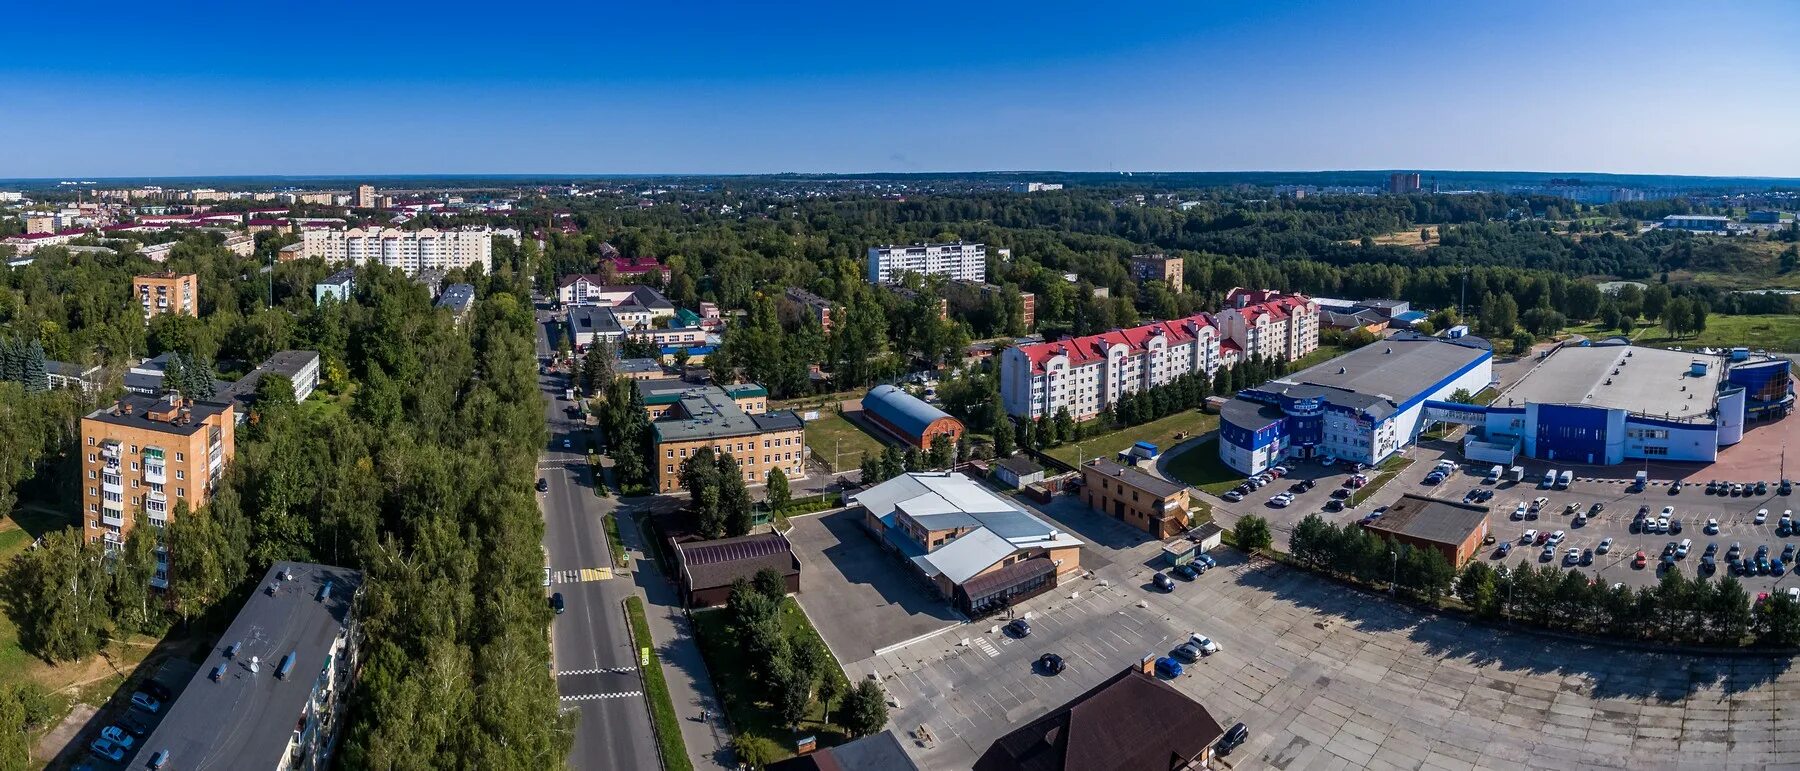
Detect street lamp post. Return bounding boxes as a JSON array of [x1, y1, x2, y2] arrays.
[[1389, 550, 1398, 596]]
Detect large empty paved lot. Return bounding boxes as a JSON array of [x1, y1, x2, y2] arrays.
[[855, 546, 1800, 770]]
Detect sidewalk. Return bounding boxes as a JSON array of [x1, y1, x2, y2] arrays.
[[618, 506, 737, 769]]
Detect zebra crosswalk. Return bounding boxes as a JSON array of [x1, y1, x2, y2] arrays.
[[560, 690, 644, 702], [558, 666, 638, 677], [973, 636, 1000, 658], [550, 567, 615, 584]]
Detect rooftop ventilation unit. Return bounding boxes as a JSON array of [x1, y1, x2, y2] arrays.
[[318, 581, 333, 602], [210, 664, 225, 682], [276, 651, 296, 680], [225, 641, 241, 658]]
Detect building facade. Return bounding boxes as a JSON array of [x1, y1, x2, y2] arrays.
[[784, 287, 836, 333], [1388, 172, 1422, 194], [1079, 458, 1193, 539], [81, 395, 235, 584], [866, 242, 986, 285], [1361, 494, 1490, 568], [355, 184, 376, 208], [650, 384, 806, 493], [1001, 313, 1220, 420], [134, 272, 199, 319], [1129, 253, 1184, 293], [1216, 288, 1320, 363], [299, 227, 516, 275], [1219, 333, 1493, 474], [314, 269, 354, 306]]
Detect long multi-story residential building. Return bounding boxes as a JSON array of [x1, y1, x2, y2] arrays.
[[136, 561, 363, 771], [648, 383, 806, 493], [784, 287, 836, 332], [1001, 313, 1221, 420], [134, 272, 199, 319], [81, 394, 235, 584], [866, 241, 986, 285], [298, 227, 519, 275], [1216, 288, 1319, 364]]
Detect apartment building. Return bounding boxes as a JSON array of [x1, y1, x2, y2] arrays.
[[650, 384, 805, 493], [24, 214, 55, 234], [223, 232, 255, 257], [1388, 172, 1422, 194], [784, 287, 836, 332], [299, 227, 518, 275], [315, 269, 354, 305], [134, 272, 199, 319], [81, 394, 235, 582], [1079, 458, 1192, 538], [866, 242, 986, 285], [137, 561, 363, 771], [1216, 288, 1320, 363], [1129, 253, 1184, 293], [1001, 313, 1221, 420], [956, 281, 1036, 330], [356, 184, 376, 208]]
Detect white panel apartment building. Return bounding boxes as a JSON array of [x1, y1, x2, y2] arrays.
[[1001, 314, 1220, 420], [300, 227, 520, 275], [866, 242, 986, 284], [1215, 288, 1320, 363]]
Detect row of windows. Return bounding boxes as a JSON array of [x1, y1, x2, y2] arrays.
[[664, 435, 801, 459], [88, 489, 185, 504], [90, 469, 184, 481], [85, 439, 187, 463], [1627, 428, 1671, 440]]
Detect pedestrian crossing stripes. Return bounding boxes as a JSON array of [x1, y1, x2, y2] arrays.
[[557, 666, 638, 677], [560, 691, 644, 702], [973, 637, 1000, 658], [551, 567, 614, 584]]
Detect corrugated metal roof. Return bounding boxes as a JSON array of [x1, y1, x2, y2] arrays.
[[862, 384, 955, 440]]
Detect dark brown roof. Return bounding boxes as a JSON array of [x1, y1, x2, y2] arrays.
[[675, 532, 800, 591], [1364, 494, 1489, 546], [974, 667, 1224, 771]]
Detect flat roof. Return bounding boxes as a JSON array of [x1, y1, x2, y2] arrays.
[[136, 562, 362, 769], [85, 393, 230, 437], [1281, 332, 1490, 401], [649, 383, 798, 443], [1364, 494, 1488, 546], [617, 357, 665, 374], [1499, 344, 1723, 418]]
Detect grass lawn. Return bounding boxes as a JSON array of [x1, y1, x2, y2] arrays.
[[0, 505, 74, 688], [626, 597, 693, 771], [1634, 314, 1800, 353], [1351, 456, 1413, 507], [802, 411, 889, 472], [1163, 438, 1243, 495], [692, 599, 853, 763], [1044, 410, 1218, 468]]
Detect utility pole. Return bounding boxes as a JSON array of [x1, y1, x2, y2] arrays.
[[1389, 550, 1398, 596]]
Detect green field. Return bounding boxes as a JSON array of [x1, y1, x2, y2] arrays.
[[693, 599, 852, 763], [802, 411, 890, 471], [1634, 314, 1800, 353], [1163, 438, 1243, 495], [1044, 410, 1218, 467]]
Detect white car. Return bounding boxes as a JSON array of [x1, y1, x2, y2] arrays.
[[1547, 530, 1566, 545], [1756, 509, 1769, 524], [1521, 529, 1539, 544], [1706, 518, 1720, 535], [1530, 497, 1550, 512], [1597, 537, 1613, 554], [1512, 503, 1529, 520], [1268, 493, 1294, 508], [1789, 587, 1800, 602], [1189, 634, 1220, 654], [1660, 506, 1675, 518], [1656, 517, 1670, 534], [1563, 547, 1581, 565]]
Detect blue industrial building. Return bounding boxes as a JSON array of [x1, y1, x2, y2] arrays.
[[1219, 332, 1495, 474], [1433, 340, 1793, 465]]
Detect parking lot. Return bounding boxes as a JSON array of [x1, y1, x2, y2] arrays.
[[854, 528, 1800, 770], [785, 508, 963, 661]]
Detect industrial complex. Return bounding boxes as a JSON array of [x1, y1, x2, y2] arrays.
[[1219, 332, 1495, 474]]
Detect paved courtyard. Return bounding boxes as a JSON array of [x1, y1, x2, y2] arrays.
[[852, 539, 1800, 770], [786, 508, 961, 661]]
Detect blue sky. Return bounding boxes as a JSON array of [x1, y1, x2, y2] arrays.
[[5, 0, 1797, 177]]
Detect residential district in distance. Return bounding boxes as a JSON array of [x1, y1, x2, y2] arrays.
[[3, 174, 1800, 771]]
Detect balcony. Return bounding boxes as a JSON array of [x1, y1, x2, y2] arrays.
[[101, 510, 124, 528], [100, 443, 122, 461]]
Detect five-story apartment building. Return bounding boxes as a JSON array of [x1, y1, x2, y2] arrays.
[[81, 394, 235, 586]]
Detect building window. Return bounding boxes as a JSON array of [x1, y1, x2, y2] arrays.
[[131, 445, 138, 453], [175, 452, 184, 461], [176, 471, 184, 480], [176, 488, 184, 498], [131, 462, 139, 471]]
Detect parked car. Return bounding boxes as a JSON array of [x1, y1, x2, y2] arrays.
[[1520, 529, 1538, 544], [549, 592, 565, 614], [1331, 488, 1351, 499], [1597, 538, 1613, 554], [1268, 493, 1294, 508], [1563, 547, 1581, 565], [1706, 480, 1719, 495], [1154, 656, 1184, 678], [1633, 551, 1648, 569], [1705, 518, 1719, 535], [1172, 642, 1203, 661], [1782, 479, 1793, 496], [1195, 554, 1218, 569], [1757, 509, 1769, 524], [1218, 722, 1250, 754], [1222, 491, 1244, 502], [130, 692, 161, 714], [1670, 519, 1683, 535], [116, 716, 150, 739], [99, 726, 135, 750], [1758, 481, 1770, 495], [89, 739, 126, 763], [1172, 563, 1200, 580], [535, 477, 549, 492], [1323, 499, 1345, 512], [1189, 633, 1220, 654], [1494, 542, 1512, 558], [1153, 573, 1176, 592], [1511, 503, 1528, 521], [1036, 653, 1066, 675], [1579, 548, 1594, 566]]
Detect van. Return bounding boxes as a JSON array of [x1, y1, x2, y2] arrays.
[[1556, 470, 1574, 490], [1485, 465, 1503, 484], [1633, 470, 1648, 491], [1541, 470, 1556, 489], [1509, 465, 1526, 483], [1677, 538, 1692, 557]]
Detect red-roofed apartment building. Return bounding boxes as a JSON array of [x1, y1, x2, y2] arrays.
[[1001, 313, 1221, 420], [1216, 287, 1320, 364]]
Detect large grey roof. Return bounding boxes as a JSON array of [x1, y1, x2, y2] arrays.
[[567, 305, 622, 335], [852, 472, 1080, 585], [650, 383, 800, 443], [1364, 494, 1488, 546], [136, 561, 362, 770], [1498, 343, 1723, 419], [1280, 332, 1490, 401], [862, 384, 956, 440]]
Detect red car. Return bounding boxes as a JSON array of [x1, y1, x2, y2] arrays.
[[1633, 551, 1648, 569]]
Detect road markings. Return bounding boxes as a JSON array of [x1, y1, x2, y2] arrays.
[[560, 690, 645, 702], [558, 666, 638, 676], [973, 636, 1000, 658], [551, 567, 615, 584]]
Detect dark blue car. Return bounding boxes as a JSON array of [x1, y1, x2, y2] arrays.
[[1154, 656, 1184, 678]]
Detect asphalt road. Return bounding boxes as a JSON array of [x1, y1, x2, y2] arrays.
[[535, 307, 660, 771]]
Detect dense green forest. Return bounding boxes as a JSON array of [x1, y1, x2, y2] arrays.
[[0, 234, 568, 768]]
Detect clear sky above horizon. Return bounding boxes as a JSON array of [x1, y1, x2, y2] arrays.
[[6, 0, 1798, 179]]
